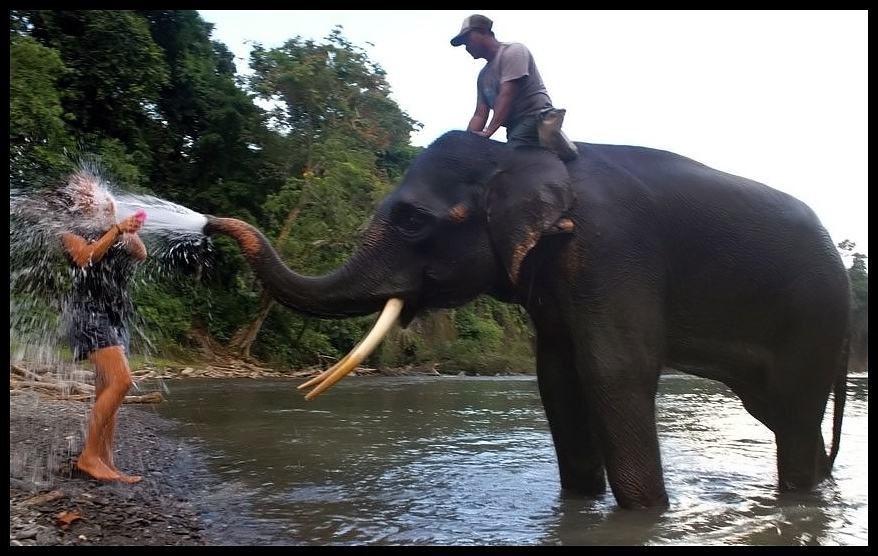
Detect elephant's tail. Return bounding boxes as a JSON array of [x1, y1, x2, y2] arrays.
[[828, 334, 850, 468]]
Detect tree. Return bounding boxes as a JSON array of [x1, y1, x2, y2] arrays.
[[838, 240, 868, 371], [9, 33, 75, 188], [228, 27, 421, 361], [14, 10, 171, 185]]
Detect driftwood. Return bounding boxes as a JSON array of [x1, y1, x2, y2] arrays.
[[10, 363, 163, 404], [122, 392, 164, 404], [10, 364, 45, 382]]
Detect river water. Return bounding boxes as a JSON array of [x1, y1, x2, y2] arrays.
[[155, 372, 868, 546]]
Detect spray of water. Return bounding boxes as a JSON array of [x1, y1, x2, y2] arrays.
[[115, 192, 208, 240], [11, 164, 212, 364], [10, 162, 215, 487]]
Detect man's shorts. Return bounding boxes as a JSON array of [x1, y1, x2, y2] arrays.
[[506, 115, 541, 148], [68, 310, 131, 361]]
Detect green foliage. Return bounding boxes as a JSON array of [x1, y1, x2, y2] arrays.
[[454, 307, 504, 350], [248, 25, 419, 150], [131, 281, 192, 348], [9, 34, 69, 144], [838, 240, 869, 315], [375, 299, 536, 375], [9, 33, 75, 187], [17, 10, 171, 189], [378, 326, 428, 367], [8, 12, 539, 375], [437, 298, 535, 374], [838, 240, 868, 371]]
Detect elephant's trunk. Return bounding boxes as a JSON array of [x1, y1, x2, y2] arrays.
[[204, 216, 407, 399], [203, 216, 391, 318]]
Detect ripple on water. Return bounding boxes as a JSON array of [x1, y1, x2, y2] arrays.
[[156, 376, 867, 546]]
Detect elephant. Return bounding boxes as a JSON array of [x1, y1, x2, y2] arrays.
[[203, 130, 850, 510]]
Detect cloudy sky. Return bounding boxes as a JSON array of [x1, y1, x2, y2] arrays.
[[198, 10, 868, 260]]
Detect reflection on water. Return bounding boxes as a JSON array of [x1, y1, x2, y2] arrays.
[[156, 373, 868, 546]]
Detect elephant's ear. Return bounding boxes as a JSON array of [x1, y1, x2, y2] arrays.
[[485, 148, 576, 286]]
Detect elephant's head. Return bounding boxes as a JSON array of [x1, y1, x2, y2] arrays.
[[205, 131, 574, 397]]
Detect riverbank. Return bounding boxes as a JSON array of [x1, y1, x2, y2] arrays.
[[7, 358, 455, 546], [9, 355, 525, 546], [8, 356, 275, 546], [9, 389, 217, 546]]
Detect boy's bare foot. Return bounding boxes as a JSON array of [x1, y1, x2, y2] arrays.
[[104, 461, 143, 483]]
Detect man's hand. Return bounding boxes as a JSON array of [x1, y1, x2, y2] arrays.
[[116, 214, 144, 234], [471, 130, 492, 138], [120, 232, 148, 261]]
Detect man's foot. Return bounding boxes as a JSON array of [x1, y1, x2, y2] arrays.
[[538, 108, 578, 162], [75, 454, 123, 482], [75, 455, 143, 483], [114, 472, 143, 484]]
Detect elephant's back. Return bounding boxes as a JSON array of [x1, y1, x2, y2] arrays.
[[572, 142, 834, 253], [567, 142, 847, 307]]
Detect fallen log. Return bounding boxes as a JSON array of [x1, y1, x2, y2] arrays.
[[10, 365, 46, 382], [123, 392, 164, 404], [10, 379, 94, 395]]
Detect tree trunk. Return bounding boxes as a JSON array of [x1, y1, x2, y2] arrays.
[[228, 292, 275, 359], [227, 170, 313, 359]]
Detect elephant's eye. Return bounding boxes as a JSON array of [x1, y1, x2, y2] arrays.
[[392, 205, 433, 238]]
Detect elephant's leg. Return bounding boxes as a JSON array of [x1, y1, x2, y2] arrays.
[[731, 346, 834, 491], [775, 425, 830, 491], [586, 370, 669, 509], [769, 276, 847, 490], [731, 384, 829, 490], [535, 332, 606, 496], [573, 316, 669, 509]]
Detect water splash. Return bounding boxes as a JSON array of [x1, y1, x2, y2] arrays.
[[10, 164, 214, 372], [115, 192, 208, 241], [10, 162, 219, 489]]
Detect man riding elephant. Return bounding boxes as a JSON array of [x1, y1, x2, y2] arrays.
[[450, 13, 578, 161]]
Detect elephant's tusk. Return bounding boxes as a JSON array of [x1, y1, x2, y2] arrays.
[[302, 298, 404, 401], [299, 297, 402, 392], [297, 352, 354, 390]]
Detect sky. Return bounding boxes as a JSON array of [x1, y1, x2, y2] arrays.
[[198, 10, 868, 261]]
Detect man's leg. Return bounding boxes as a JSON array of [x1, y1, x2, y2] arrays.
[[76, 345, 142, 483], [506, 116, 542, 148], [538, 108, 579, 162]]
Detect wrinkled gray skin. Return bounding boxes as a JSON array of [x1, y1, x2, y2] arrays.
[[205, 131, 850, 510]]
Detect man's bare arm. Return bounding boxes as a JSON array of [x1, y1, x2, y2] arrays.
[[62, 226, 122, 268], [61, 214, 144, 268], [481, 79, 521, 138], [467, 101, 490, 133], [121, 233, 147, 261]]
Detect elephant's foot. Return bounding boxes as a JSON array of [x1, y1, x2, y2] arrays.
[[612, 487, 670, 510], [558, 466, 607, 497], [776, 430, 831, 491], [777, 464, 831, 491]]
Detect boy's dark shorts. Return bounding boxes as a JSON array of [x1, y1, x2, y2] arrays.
[[68, 310, 130, 361]]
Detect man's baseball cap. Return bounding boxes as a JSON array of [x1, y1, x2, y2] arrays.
[[450, 14, 493, 46]]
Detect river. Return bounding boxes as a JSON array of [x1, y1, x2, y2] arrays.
[[155, 372, 868, 545]]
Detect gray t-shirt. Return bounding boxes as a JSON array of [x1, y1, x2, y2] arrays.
[[477, 42, 553, 127]]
